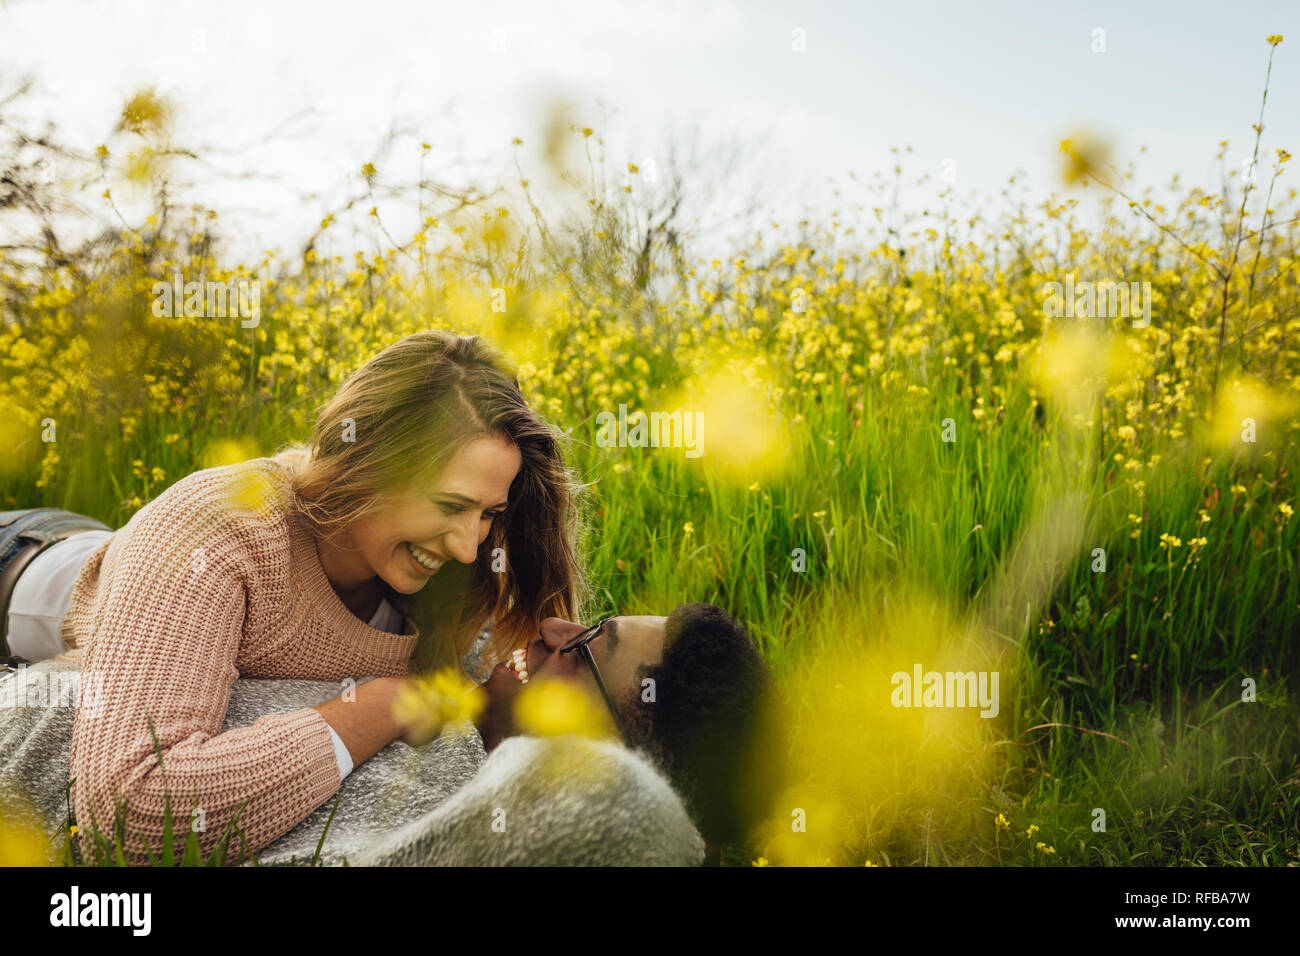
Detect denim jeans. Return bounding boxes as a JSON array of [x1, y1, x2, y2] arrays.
[[0, 509, 113, 660]]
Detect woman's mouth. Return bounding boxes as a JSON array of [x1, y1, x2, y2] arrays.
[[404, 541, 444, 574]]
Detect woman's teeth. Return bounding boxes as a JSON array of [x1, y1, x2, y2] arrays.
[[405, 542, 444, 572], [507, 648, 529, 683]]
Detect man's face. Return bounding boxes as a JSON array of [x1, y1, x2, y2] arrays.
[[479, 615, 669, 748]]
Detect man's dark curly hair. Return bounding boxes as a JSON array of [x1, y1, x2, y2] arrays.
[[619, 603, 784, 847]]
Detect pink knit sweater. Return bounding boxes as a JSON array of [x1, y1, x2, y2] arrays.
[[63, 457, 418, 864]]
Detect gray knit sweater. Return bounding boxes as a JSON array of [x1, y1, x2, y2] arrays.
[[0, 660, 703, 866]]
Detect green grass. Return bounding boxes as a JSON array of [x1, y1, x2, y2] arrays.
[[25, 340, 1299, 867]]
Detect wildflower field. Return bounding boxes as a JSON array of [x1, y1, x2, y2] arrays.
[[2, 37, 1298, 867]]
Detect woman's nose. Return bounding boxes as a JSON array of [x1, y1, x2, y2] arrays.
[[444, 516, 481, 564]]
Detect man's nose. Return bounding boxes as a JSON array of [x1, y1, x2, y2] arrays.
[[538, 617, 587, 651]]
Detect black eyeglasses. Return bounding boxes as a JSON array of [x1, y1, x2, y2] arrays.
[[559, 617, 630, 745]]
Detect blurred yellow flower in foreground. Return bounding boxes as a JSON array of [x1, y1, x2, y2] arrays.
[[1057, 130, 1113, 187], [225, 466, 282, 515], [761, 587, 999, 866], [202, 437, 260, 469], [118, 87, 173, 137], [0, 398, 34, 478], [675, 364, 791, 482], [200, 438, 286, 515], [513, 678, 616, 740], [1204, 375, 1298, 452], [762, 791, 850, 867], [392, 669, 486, 745], [0, 796, 51, 866], [1031, 324, 1140, 408]]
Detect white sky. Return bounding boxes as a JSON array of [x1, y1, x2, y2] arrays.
[[2, 0, 1298, 261]]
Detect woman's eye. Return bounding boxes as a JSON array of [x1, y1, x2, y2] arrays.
[[437, 500, 502, 520]]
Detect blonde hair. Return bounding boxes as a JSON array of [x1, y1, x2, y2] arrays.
[[273, 331, 587, 671]]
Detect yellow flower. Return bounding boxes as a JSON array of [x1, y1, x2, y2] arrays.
[[119, 88, 172, 136], [1026, 824, 1039, 838], [1206, 376, 1298, 450], [752, 857, 770, 867], [683, 522, 694, 536], [392, 668, 486, 745], [863, 860, 878, 867], [0, 798, 51, 866], [994, 813, 1010, 830], [1280, 502, 1294, 518], [226, 465, 280, 515], [514, 678, 616, 740], [1057, 130, 1112, 186], [1266, 34, 1283, 45]]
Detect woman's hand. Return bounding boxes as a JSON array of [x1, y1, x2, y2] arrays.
[[391, 669, 486, 747], [314, 676, 412, 767], [392, 676, 443, 747]]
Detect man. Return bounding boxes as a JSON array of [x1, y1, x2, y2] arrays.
[[477, 604, 781, 853], [0, 603, 781, 866]]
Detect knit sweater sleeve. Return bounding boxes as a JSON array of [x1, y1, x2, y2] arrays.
[[69, 470, 341, 864]]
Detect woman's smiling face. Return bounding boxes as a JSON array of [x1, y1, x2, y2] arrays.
[[349, 434, 522, 594]]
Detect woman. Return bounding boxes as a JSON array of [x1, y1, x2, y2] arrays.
[[0, 330, 585, 864]]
